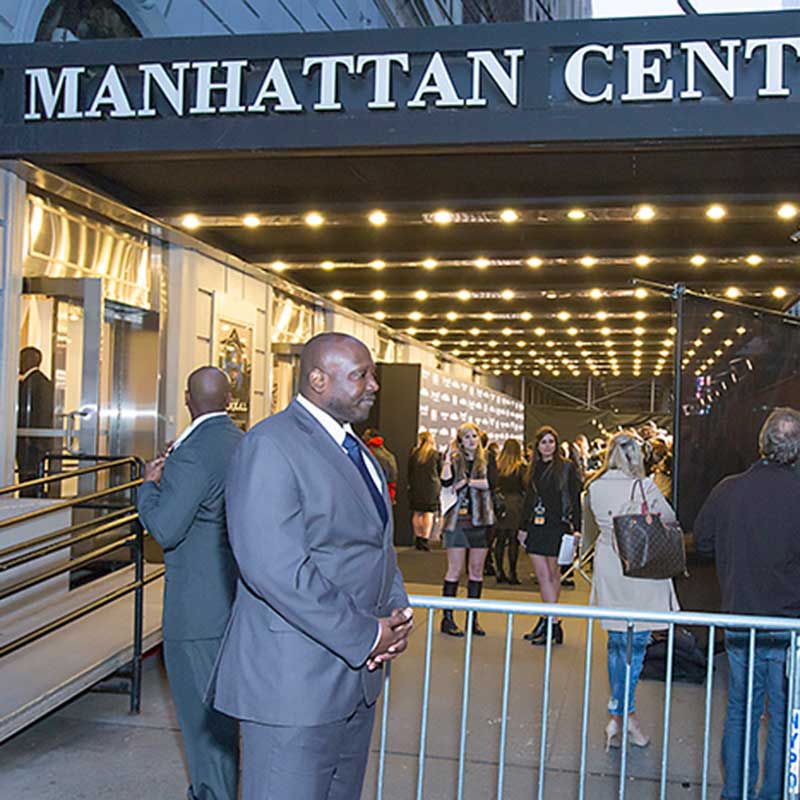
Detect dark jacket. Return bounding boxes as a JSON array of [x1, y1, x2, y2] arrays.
[[522, 458, 582, 534], [693, 460, 800, 618], [494, 463, 527, 531], [137, 415, 243, 640], [17, 369, 56, 478], [407, 450, 442, 511]]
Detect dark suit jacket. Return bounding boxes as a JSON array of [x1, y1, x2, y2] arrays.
[[137, 415, 243, 641], [17, 369, 55, 475], [211, 399, 409, 727]]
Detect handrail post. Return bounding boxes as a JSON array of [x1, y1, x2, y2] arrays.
[[130, 459, 144, 714]]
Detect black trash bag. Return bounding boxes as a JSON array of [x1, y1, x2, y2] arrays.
[[640, 627, 709, 684]]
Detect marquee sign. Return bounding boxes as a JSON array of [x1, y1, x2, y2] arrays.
[[23, 49, 523, 121], [1, 11, 800, 156]]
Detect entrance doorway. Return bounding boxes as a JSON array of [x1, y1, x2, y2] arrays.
[[18, 277, 158, 493]]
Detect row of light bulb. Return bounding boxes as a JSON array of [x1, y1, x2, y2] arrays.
[[274, 254, 787, 271], [180, 202, 800, 231]]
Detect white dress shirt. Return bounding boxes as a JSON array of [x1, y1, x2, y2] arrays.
[[295, 394, 382, 489], [170, 411, 229, 452], [296, 393, 384, 654]]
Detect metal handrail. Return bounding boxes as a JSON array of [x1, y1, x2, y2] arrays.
[[0, 534, 136, 601], [0, 479, 141, 531], [0, 567, 165, 660], [0, 506, 136, 560], [0, 513, 139, 575], [0, 457, 142, 497], [409, 595, 800, 632], [0, 452, 151, 713]]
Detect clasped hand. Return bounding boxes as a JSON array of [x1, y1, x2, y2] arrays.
[[367, 607, 414, 671]]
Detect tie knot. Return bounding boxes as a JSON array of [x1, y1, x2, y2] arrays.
[[343, 433, 361, 453]]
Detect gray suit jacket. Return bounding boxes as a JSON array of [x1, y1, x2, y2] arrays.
[[137, 415, 243, 641], [210, 399, 409, 727]]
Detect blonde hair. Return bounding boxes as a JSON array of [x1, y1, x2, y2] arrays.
[[411, 431, 437, 464], [497, 438, 524, 477], [587, 432, 645, 485], [456, 422, 487, 473]]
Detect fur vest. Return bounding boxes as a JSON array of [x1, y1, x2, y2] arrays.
[[441, 452, 495, 532]]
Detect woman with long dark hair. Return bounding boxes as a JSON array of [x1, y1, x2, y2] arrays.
[[518, 426, 581, 645], [493, 438, 527, 584], [407, 431, 442, 550], [439, 422, 497, 637]]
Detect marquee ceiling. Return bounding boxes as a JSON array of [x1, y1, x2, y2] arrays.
[[53, 142, 800, 389]]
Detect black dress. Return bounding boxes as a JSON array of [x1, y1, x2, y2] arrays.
[[522, 459, 581, 557], [408, 451, 443, 512]]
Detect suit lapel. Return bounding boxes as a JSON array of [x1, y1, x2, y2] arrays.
[[289, 401, 383, 528]]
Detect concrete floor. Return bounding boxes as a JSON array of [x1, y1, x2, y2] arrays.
[[0, 547, 733, 799]]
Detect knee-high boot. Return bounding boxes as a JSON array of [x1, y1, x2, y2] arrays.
[[441, 580, 464, 637], [494, 533, 508, 583], [467, 579, 486, 637], [508, 536, 520, 584]]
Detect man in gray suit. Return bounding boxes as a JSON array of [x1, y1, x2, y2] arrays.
[[211, 333, 412, 800], [138, 366, 242, 800]]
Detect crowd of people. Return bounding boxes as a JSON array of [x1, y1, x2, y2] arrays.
[[133, 330, 798, 800]]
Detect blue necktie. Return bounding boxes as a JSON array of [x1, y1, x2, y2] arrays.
[[343, 433, 388, 526]]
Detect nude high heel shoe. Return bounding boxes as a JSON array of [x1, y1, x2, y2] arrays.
[[604, 718, 621, 752], [627, 717, 650, 748]]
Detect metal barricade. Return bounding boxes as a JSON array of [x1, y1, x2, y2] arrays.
[[372, 596, 800, 800]]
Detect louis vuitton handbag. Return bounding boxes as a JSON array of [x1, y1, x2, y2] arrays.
[[612, 480, 687, 580]]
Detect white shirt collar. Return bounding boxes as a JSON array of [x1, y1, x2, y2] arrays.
[[296, 393, 354, 447], [171, 411, 228, 451], [19, 367, 38, 382]]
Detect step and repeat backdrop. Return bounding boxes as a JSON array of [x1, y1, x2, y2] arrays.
[[418, 367, 525, 448]]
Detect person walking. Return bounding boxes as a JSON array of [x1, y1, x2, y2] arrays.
[[518, 426, 581, 646], [493, 438, 526, 585], [407, 431, 443, 550], [694, 408, 800, 800], [210, 333, 411, 800], [137, 366, 242, 800], [439, 422, 496, 637], [583, 432, 679, 752]]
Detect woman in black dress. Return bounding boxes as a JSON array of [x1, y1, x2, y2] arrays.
[[518, 426, 581, 645], [493, 438, 527, 584], [408, 431, 442, 550], [439, 422, 497, 637]]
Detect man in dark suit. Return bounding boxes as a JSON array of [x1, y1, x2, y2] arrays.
[[211, 332, 412, 800], [138, 366, 242, 800], [17, 346, 55, 495]]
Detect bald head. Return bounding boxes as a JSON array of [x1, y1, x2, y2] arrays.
[[299, 333, 379, 424], [186, 366, 231, 419]]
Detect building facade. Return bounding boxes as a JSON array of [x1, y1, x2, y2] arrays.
[[0, 0, 592, 42]]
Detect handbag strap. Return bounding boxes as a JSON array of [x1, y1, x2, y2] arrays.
[[629, 478, 650, 514]]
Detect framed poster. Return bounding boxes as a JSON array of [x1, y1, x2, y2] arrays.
[[213, 294, 257, 431]]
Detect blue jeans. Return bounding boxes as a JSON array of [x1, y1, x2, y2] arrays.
[[607, 630, 650, 715], [722, 631, 790, 800]]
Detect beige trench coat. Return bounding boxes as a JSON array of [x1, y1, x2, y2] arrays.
[[583, 470, 680, 632]]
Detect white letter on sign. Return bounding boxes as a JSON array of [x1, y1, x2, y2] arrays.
[[466, 49, 524, 107], [680, 40, 741, 100], [564, 44, 613, 104], [25, 67, 85, 120], [407, 52, 464, 108], [302, 56, 355, 111], [248, 59, 302, 112], [190, 60, 248, 114], [621, 43, 674, 102]]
